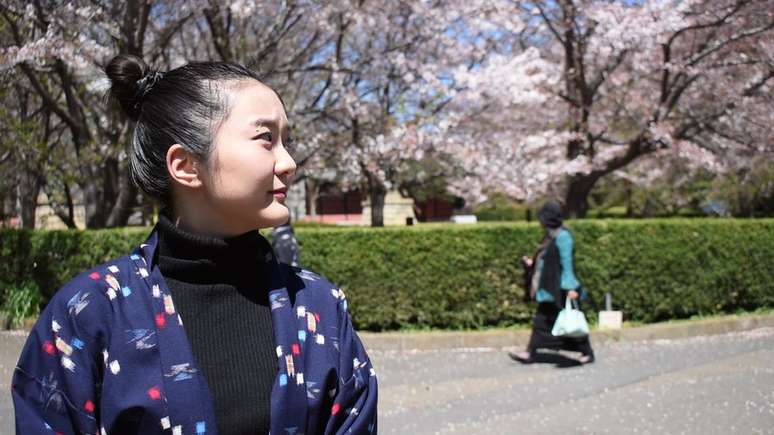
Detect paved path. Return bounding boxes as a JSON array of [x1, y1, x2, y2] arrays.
[[3, 328, 773, 434], [374, 328, 774, 434], [1, 331, 26, 435]]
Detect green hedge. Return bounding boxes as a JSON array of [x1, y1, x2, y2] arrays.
[[0, 228, 147, 302], [2, 219, 773, 331]]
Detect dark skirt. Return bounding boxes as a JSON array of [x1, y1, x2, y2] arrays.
[[527, 302, 594, 356]]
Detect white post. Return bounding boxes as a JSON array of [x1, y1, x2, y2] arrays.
[[598, 292, 623, 330]]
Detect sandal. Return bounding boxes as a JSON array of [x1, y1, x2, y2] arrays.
[[508, 351, 534, 364]]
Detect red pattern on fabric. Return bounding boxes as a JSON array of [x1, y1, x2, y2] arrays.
[[155, 313, 166, 328], [147, 386, 162, 400], [89, 272, 101, 280], [42, 341, 56, 355]]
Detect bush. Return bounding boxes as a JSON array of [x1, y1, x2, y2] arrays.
[[298, 224, 536, 330], [2, 219, 773, 330], [0, 227, 147, 304], [2, 282, 43, 329]]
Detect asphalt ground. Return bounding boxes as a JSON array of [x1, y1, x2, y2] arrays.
[[374, 327, 774, 434], [2, 325, 773, 434]]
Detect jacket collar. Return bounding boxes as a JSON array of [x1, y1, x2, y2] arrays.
[[132, 229, 310, 434]]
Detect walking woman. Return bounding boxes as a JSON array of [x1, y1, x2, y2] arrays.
[[12, 55, 377, 435], [510, 200, 595, 365]]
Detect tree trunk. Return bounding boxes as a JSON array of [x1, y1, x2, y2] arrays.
[[365, 172, 387, 227], [105, 164, 138, 227], [15, 172, 41, 229], [46, 181, 78, 229], [83, 178, 106, 228], [305, 178, 318, 217], [369, 179, 386, 227], [83, 161, 130, 228], [564, 174, 599, 219]]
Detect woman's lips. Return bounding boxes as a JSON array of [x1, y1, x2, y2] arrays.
[[270, 189, 287, 200]]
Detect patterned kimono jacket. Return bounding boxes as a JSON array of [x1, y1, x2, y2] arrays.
[[12, 231, 377, 435]]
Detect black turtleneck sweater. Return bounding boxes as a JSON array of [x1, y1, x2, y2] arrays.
[[155, 214, 277, 435]]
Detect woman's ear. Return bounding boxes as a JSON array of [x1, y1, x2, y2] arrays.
[[166, 144, 203, 188]]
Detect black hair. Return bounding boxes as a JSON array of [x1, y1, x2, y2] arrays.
[[105, 54, 263, 203], [538, 200, 564, 229]]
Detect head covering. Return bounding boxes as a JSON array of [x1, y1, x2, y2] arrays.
[[537, 200, 564, 229]]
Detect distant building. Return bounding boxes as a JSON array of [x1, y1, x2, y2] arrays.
[[34, 191, 87, 229], [2, 181, 457, 229], [298, 182, 455, 226]]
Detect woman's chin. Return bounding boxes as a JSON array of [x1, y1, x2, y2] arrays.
[[258, 203, 290, 228]]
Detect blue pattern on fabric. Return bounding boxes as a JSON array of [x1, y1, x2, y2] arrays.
[[12, 230, 377, 434], [69, 338, 84, 350]]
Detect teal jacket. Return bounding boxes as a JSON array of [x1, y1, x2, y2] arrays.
[[536, 228, 581, 304]]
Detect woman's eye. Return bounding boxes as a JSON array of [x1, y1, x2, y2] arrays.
[[252, 132, 272, 142]]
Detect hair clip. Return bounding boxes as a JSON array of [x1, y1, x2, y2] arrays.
[[133, 71, 165, 110]]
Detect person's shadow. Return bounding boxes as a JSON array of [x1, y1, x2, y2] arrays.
[[507, 350, 583, 368], [532, 351, 582, 368]]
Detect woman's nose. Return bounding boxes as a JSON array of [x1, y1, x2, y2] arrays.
[[275, 143, 297, 179]]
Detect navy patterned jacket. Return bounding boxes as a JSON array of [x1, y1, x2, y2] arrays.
[[12, 230, 377, 435]]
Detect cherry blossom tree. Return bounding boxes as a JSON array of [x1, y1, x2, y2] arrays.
[[0, 0, 194, 227], [3, 0, 772, 227], [444, 0, 774, 217], [294, 0, 516, 226], [0, 79, 49, 228]]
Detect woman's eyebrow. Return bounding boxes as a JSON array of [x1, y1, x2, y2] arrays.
[[250, 117, 291, 135], [251, 117, 278, 128]]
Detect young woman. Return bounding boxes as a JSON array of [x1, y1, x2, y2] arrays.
[[510, 200, 595, 365], [12, 55, 377, 435]]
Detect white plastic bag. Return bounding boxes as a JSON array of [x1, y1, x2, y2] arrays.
[[551, 297, 590, 337]]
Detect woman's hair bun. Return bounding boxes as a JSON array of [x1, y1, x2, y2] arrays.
[[105, 54, 159, 120]]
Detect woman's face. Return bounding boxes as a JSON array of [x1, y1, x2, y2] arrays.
[[198, 80, 297, 234]]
